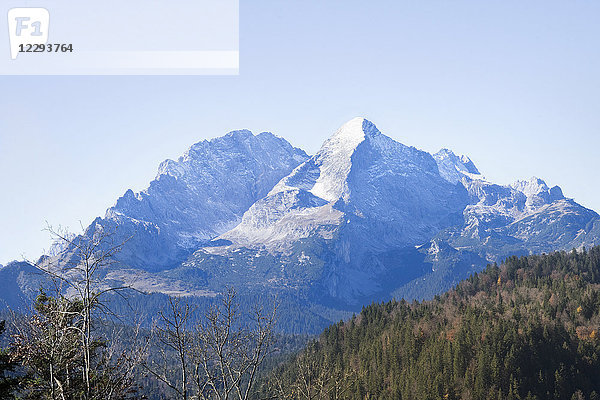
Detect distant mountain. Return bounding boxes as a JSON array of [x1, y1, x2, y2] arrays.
[[0, 262, 47, 310], [177, 118, 600, 309], [85, 130, 308, 272], [3, 118, 599, 332], [185, 118, 470, 305]]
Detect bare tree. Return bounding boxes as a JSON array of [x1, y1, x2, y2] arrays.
[[35, 224, 134, 399], [11, 292, 85, 399], [143, 296, 194, 400], [292, 356, 327, 400], [192, 288, 278, 400], [144, 288, 278, 400], [96, 321, 152, 399], [267, 350, 356, 400], [13, 224, 142, 399], [11, 293, 149, 400]]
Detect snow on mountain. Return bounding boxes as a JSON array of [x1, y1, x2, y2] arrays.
[[5, 117, 600, 329], [185, 119, 471, 303], [433, 148, 482, 184], [431, 148, 583, 257], [217, 118, 468, 252], [511, 177, 565, 209], [178, 118, 600, 307], [309, 117, 369, 202], [461, 176, 569, 237], [84, 130, 309, 271], [431, 171, 598, 269]]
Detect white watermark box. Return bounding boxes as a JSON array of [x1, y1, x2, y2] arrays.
[[1, 0, 239, 75]]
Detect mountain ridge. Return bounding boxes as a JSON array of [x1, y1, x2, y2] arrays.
[[2, 117, 599, 333], [174, 118, 599, 310], [91, 130, 310, 272]]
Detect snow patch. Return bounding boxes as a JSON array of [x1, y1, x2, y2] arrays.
[[310, 117, 367, 202]]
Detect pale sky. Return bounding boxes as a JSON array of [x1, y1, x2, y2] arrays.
[[1, 0, 599, 264]]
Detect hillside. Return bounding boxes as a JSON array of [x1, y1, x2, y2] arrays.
[[261, 247, 600, 399]]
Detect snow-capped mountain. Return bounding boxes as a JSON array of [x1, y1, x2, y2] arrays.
[[181, 118, 469, 303], [432, 153, 599, 261], [433, 148, 481, 184], [177, 118, 600, 306], [84, 130, 309, 272], [220, 118, 467, 249], [3, 118, 599, 331]]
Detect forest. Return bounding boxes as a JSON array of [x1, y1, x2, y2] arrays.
[[258, 247, 600, 400]]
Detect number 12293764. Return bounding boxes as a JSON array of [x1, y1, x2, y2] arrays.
[[19, 44, 74, 53]]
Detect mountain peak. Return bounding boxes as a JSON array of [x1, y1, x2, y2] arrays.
[[512, 177, 549, 196], [309, 118, 380, 201], [93, 129, 309, 271], [330, 117, 379, 141], [328, 117, 364, 143], [434, 148, 481, 184], [224, 129, 253, 139], [511, 177, 565, 207]]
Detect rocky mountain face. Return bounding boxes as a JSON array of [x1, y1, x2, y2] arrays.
[[222, 118, 468, 249], [0, 261, 49, 310], [185, 118, 470, 304], [3, 118, 599, 331], [86, 130, 309, 272], [177, 118, 599, 308], [433, 155, 599, 260], [393, 149, 600, 301]]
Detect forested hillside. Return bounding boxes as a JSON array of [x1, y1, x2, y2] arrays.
[[260, 247, 600, 400]]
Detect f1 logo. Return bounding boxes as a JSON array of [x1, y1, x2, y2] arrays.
[[7, 8, 50, 60]]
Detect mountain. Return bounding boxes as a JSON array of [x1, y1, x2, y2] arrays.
[[177, 118, 599, 310], [183, 118, 470, 305], [3, 118, 600, 333], [84, 130, 309, 272], [259, 247, 600, 400], [0, 262, 48, 310], [391, 155, 600, 300], [223, 118, 468, 249], [440, 175, 598, 257]]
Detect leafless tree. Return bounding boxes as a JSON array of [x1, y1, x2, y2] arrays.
[[10, 292, 84, 399], [34, 224, 134, 399], [192, 288, 278, 400], [13, 224, 142, 399], [143, 296, 194, 400], [292, 356, 327, 400], [267, 351, 356, 400], [97, 321, 152, 399], [144, 288, 278, 400]]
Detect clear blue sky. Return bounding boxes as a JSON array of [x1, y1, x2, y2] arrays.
[[1, 0, 599, 264]]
